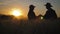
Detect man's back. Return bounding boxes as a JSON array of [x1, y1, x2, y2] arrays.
[[44, 8, 57, 19]]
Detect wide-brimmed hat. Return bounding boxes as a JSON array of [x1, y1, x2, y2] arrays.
[[45, 3, 53, 7], [29, 5, 35, 8]]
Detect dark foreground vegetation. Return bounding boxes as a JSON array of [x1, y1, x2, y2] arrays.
[[0, 15, 60, 34]]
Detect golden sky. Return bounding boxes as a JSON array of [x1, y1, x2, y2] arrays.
[[0, 0, 60, 17]]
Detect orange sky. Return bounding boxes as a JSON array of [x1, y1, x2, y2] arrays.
[[0, 0, 60, 17]]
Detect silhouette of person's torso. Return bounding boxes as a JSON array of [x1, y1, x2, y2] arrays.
[[44, 8, 57, 19], [28, 10, 36, 19]]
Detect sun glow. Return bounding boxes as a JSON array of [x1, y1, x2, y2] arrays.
[[12, 9, 22, 16]]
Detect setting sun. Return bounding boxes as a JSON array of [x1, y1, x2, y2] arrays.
[[12, 9, 22, 16]]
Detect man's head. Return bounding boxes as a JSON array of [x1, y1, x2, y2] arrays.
[[29, 5, 35, 10], [45, 3, 52, 9]]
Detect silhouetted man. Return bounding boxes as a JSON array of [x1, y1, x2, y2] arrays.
[[28, 5, 36, 20], [44, 3, 57, 19]]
